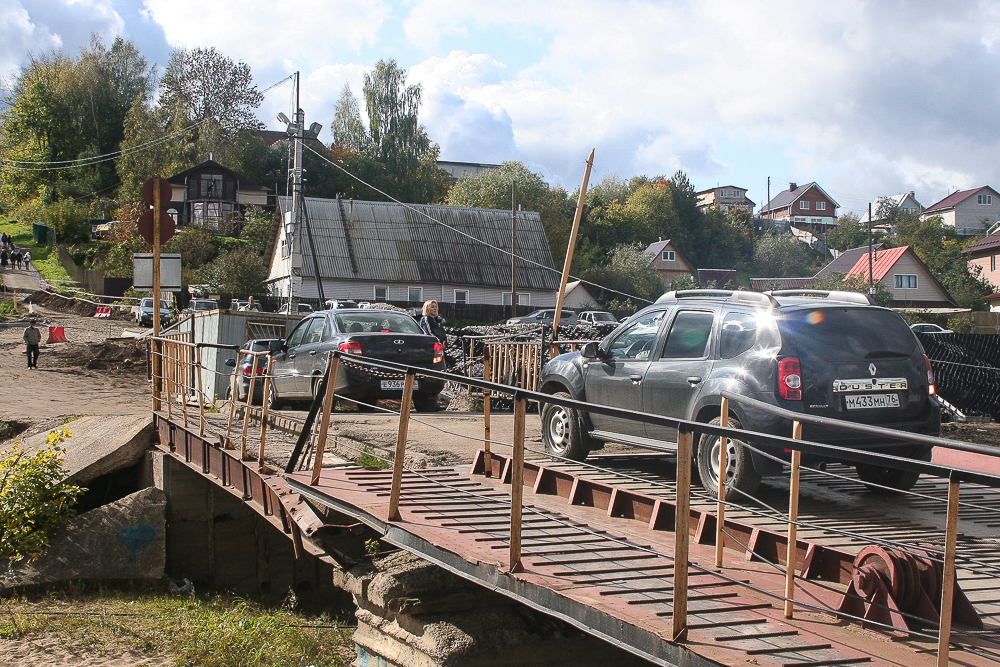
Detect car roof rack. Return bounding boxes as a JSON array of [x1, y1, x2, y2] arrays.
[[764, 289, 873, 305], [655, 289, 778, 308]]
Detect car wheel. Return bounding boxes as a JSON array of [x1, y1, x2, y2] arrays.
[[267, 383, 283, 410], [696, 416, 761, 499], [541, 391, 586, 461], [854, 447, 929, 493], [413, 394, 440, 412]]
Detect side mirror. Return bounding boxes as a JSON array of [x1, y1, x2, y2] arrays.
[[581, 342, 600, 359], [224, 358, 236, 367], [268, 340, 284, 352]]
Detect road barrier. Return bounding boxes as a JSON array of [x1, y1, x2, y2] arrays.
[[46, 325, 68, 343]]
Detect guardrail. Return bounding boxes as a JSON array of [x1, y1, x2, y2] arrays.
[[146, 340, 1000, 664]]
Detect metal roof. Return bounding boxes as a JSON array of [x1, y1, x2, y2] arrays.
[[280, 197, 560, 290]]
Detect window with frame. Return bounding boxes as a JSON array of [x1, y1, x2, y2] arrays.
[[794, 217, 806, 222], [799, 200, 810, 210], [608, 311, 666, 360], [374, 286, 387, 301], [815, 201, 826, 210], [894, 274, 918, 289], [662, 250, 675, 261], [408, 287, 423, 302], [454, 289, 468, 304], [979, 194, 993, 205], [992, 255, 996, 272], [502, 293, 530, 306], [660, 310, 715, 359], [719, 312, 758, 359]]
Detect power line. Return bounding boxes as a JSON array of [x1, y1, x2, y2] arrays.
[[302, 143, 655, 305]]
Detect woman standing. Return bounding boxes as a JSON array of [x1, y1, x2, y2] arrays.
[[419, 299, 448, 346]]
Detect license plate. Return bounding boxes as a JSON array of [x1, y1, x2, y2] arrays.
[[381, 380, 417, 390], [845, 393, 900, 410]]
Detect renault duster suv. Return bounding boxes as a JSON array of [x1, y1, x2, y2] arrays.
[[538, 289, 940, 497]]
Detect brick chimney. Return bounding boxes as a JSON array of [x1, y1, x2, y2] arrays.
[[789, 182, 797, 191]]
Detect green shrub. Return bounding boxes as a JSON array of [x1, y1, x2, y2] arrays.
[[40, 200, 90, 242]]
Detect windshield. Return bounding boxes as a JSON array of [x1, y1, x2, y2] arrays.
[[334, 312, 423, 334], [779, 308, 916, 362], [592, 312, 615, 321]]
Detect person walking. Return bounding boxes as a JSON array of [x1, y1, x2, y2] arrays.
[[419, 299, 448, 346], [23, 250, 30, 267], [23, 318, 41, 369]]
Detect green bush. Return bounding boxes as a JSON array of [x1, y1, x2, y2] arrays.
[[0, 428, 83, 563], [40, 200, 91, 242]]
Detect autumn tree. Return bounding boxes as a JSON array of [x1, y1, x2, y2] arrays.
[[158, 47, 263, 132]]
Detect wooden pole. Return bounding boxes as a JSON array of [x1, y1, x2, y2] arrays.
[[152, 180, 162, 411], [310, 356, 340, 485], [672, 427, 693, 641], [258, 357, 274, 469], [550, 149, 595, 355], [715, 398, 729, 568], [784, 421, 803, 618], [195, 346, 206, 436], [937, 475, 960, 667], [225, 359, 239, 446], [163, 342, 173, 420], [483, 347, 493, 478], [181, 346, 189, 428], [387, 371, 416, 520], [509, 392, 526, 572], [510, 180, 518, 321]]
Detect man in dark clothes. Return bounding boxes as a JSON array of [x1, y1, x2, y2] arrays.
[[23, 318, 41, 369]]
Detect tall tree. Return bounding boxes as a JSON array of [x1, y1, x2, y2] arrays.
[[330, 83, 367, 153], [158, 47, 263, 132]]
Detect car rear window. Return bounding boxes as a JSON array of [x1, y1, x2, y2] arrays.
[[779, 308, 916, 362], [335, 312, 423, 334]]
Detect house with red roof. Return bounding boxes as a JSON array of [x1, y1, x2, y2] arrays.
[[921, 186, 1000, 236], [758, 182, 838, 233], [961, 232, 1000, 293], [751, 244, 956, 308]]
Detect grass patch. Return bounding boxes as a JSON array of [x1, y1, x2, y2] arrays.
[[0, 219, 34, 247], [357, 449, 391, 469], [0, 584, 355, 667]]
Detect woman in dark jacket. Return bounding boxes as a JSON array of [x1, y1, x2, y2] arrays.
[[419, 300, 448, 345]]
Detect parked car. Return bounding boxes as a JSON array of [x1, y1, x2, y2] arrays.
[[183, 299, 219, 315], [278, 302, 314, 315], [325, 299, 359, 309], [134, 298, 171, 327], [910, 323, 953, 334], [538, 289, 940, 497], [506, 309, 578, 325], [224, 339, 283, 404], [269, 309, 446, 411], [578, 311, 618, 325]]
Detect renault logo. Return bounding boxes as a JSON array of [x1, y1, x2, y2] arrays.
[[869, 363, 877, 376], [394, 339, 405, 345]]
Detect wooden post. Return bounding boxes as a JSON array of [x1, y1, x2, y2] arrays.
[[483, 348, 493, 478], [163, 342, 173, 420], [195, 346, 206, 436], [181, 345, 189, 428], [258, 357, 274, 468], [937, 475, 960, 667], [550, 149, 595, 356], [387, 370, 416, 520], [310, 356, 340, 485], [784, 421, 803, 619], [152, 180, 162, 411], [226, 360, 239, 445], [509, 392, 526, 572], [715, 398, 729, 568], [673, 427, 693, 641], [240, 359, 254, 458]]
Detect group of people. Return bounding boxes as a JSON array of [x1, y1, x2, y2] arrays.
[[0, 233, 30, 270]]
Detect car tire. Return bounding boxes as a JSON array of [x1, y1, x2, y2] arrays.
[[413, 394, 440, 412], [267, 383, 283, 410], [541, 391, 586, 461], [855, 447, 929, 493], [696, 416, 761, 500]]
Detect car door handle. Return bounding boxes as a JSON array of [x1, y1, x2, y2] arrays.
[[309, 350, 317, 356], [686, 376, 702, 385], [288, 353, 296, 359], [629, 374, 643, 383]]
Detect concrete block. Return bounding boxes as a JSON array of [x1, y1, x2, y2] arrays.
[[0, 487, 166, 593]]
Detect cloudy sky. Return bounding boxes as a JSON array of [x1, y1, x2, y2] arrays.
[[3, 0, 999, 216]]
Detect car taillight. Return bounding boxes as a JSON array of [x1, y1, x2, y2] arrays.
[[924, 354, 935, 395], [433, 342, 445, 364], [241, 366, 265, 376], [339, 341, 363, 355], [778, 357, 802, 400]]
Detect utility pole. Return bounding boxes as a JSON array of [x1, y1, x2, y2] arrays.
[[868, 202, 875, 295], [288, 71, 304, 313], [551, 149, 595, 358], [510, 181, 518, 320]]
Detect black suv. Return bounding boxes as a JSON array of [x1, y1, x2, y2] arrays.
[[538, 289, 940, 496]]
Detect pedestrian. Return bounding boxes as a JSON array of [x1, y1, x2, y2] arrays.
[[23, 318, 41, 370], [23, 250, 31, 267], [0, 249, 7, 269], [12, 250, 21, 269], [419, 299, 448, 346]]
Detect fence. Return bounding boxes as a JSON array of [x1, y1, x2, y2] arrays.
[[917, 332, 1000, 421]]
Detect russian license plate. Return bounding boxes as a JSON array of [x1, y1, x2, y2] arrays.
[[381, 380, 417, 390], [845, 393, 900, 410]]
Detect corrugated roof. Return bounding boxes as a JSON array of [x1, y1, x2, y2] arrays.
[[760, 182, 840, 214], [813, 244, 883, 280], [281, 197, 561, 290], [924, 187, 984, 213], [845, 245, 909, 282], [963, 232, 1000, 255]]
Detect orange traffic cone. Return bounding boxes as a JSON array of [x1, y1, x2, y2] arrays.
[[46, 325, 68, 344]]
